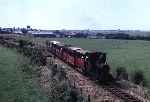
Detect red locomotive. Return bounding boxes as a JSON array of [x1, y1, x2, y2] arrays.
[[46, 40, 114, 83]]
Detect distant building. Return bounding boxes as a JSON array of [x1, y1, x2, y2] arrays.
[[13, 30, 23, 34], [29, 30, 56, 38], [0, 28, 13, 34]]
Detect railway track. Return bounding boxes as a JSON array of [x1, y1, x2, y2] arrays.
[[102, 85, 143, 102], [51, 54, 146, 102]]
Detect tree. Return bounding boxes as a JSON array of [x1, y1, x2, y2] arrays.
[[18, 39, 31, 48], [21, 28, 28, 34]]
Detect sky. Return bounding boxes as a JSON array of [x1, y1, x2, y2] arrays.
[[0, 0, 150, 30]]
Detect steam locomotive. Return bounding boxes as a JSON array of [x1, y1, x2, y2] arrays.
[[46, 40, 114, 84]]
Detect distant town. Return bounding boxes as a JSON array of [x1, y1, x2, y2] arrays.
[[1, 26, 150, 40]]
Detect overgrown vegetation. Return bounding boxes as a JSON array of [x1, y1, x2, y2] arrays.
[[48, 64, 87, 102], [17, 39, 47, 66], [115, 67, 147, 86]]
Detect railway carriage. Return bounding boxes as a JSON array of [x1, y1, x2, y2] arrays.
[[46, 40, 114, 83]]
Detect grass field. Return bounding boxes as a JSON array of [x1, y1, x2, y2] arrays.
[[42, 38, 150, 87], [0, 47, 48, 102]]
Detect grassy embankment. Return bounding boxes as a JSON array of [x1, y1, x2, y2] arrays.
[[0, 46, 48, 102]]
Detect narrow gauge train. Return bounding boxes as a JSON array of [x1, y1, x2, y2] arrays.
[[46, 40, 114, 84]]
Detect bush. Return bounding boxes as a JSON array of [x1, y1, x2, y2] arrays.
[[116, 67, 129, 80], [132, 70, 146, 86], [18, 39, 33, 49], [19, 47, 46, 66], [18, 39, 28, 48]]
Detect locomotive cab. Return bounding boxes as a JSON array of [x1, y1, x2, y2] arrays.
[[85, 52, 114, 83], [85, 52, 106, 69]]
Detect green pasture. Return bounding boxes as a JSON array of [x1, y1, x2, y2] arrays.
[[0, 47, 48, 102]]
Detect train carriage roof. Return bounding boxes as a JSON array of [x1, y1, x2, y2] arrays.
[[68, 46, 90, 54], [50, 40, 65, 47], [68, 47, 82, 51], [50, 41, 105, 55], [50, 41, 61, 44]]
